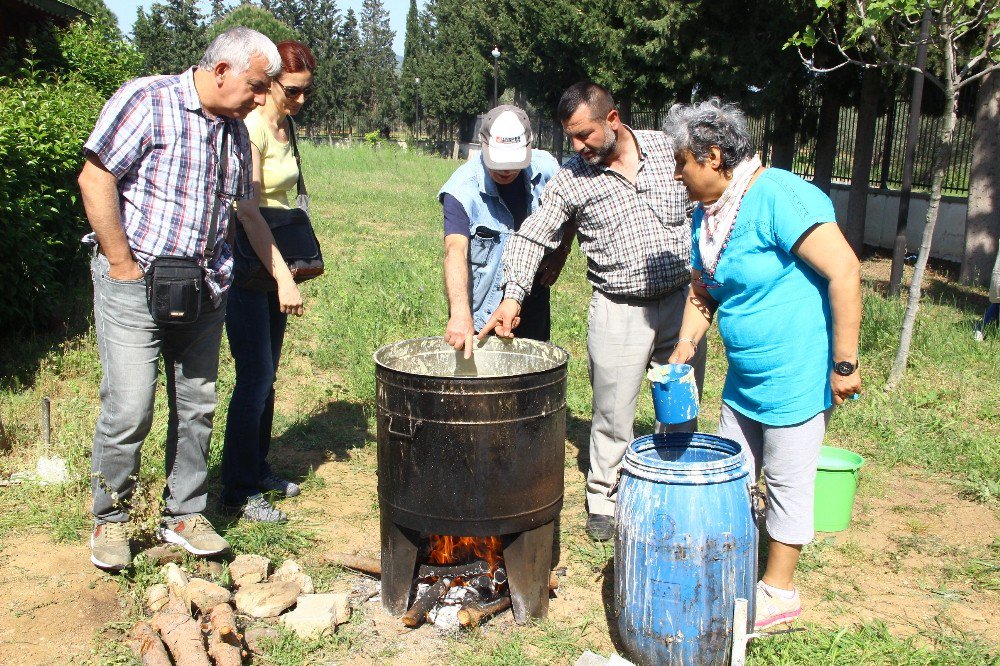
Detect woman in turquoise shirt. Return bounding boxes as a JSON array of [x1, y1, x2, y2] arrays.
[[664, 99, 862, 631]]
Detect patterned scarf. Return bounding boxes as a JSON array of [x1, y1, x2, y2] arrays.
[[699, 154, 762, 277]]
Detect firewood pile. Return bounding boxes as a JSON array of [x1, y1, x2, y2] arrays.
[[130, 551, 351, 665]]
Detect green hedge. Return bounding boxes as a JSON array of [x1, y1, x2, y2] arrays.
[[0, 22, 143, 327]]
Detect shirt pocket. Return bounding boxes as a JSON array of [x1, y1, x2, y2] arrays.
[[469, 226, 501, 269]]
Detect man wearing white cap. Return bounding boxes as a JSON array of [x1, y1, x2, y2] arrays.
[[440, 104, 571, 357]]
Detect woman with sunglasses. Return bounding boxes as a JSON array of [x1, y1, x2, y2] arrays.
[[663, 99, 862, 630], [221, 41, 316, 522]]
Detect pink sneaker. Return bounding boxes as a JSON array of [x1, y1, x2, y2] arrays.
[[754, 580, 802, 630]]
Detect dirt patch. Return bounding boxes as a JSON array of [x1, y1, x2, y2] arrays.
[[0, 534, 119, 665]]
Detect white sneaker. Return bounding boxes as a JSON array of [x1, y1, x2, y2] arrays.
[[974, 329, 985, 342], [754, 580, 802, 630]]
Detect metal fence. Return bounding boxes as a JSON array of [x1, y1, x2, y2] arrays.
[[303, 95, 976, 197]]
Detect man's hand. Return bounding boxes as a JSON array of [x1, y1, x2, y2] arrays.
[[536, 247, 569, 287], [830, 370, 861, 405], [278, 279, 304, 317], [445, 312, 476, 358], [106, 257, 143, 281], [477, 299, 521, 339]]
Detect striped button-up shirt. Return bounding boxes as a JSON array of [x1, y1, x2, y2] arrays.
[[83, 67, 252, 305], [502, 128, 692, 302]]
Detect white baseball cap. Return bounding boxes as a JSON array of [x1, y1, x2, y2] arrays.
[[480, 105, 533, 170]]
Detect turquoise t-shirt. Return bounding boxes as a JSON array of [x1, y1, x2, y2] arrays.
[[692, 169, 835, 426]]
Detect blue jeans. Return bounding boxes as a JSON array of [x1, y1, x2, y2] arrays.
[[221, 284, 287, 505], [90, 252, 226, 522]]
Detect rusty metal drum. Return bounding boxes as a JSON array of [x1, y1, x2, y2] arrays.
[[373, 337, 568, 537]]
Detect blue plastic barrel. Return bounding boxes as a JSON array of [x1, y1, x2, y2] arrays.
[[614, 433, 758, 665]]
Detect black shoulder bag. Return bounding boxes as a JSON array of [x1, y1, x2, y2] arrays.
[[145, 123, 231, 324], [233, 116, 324, 292]]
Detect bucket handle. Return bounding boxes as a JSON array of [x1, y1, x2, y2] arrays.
[[386, 415, 423, 440]]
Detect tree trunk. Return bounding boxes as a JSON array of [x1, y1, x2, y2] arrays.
[[812, 80, 841, 194], [960, 71, 1000, 285], [886, 80, 959, 392], [770, 106, 798, 170], [845, 68, 882, 255]]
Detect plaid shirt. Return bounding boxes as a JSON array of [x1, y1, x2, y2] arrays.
[[83, 67, 252, 305], [502, 128, 692, 302]]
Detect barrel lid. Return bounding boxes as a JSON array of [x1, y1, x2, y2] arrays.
[[817, 445, 864, 471]]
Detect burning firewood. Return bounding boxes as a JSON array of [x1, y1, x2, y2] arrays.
[[456, 572, 560, 628], [128, 621, 172, 666], [417, 560, 492, 580], [323, 551, 382, 577], [401, 576, 452, 628], [205, 603, 244, 666]]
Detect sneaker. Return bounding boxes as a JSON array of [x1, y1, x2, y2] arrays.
[[260, 470, 300, 498], [225, 494, 287, 523], [586, 513, 615, 542], [754, 580, 802, 630], [974, 329, 985, 342], [90, 521, 131, 571], [160, 514, 230, 556]]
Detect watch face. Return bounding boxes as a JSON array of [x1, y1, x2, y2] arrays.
[[835, 361, 856, 376]]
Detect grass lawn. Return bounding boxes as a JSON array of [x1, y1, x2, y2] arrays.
[[0, 144, 997, 665]]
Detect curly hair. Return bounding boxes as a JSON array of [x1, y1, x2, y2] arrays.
[[662, 99, 754, 171]]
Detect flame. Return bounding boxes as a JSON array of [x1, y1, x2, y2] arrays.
[[427, 534, 503, 570]]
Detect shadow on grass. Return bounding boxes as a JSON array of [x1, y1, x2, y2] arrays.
[[0, 281, 93, 387], [600, 557, 628, 656], [567, 411, 592, 476], [269, 399, 370, 479], [863, 275, 993, 317]]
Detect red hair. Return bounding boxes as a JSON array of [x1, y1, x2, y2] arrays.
[[276, 41, 316, 74]]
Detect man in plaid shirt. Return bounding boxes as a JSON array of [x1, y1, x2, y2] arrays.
[[77, 28, 281, 571], [480, 82, 706, 541]]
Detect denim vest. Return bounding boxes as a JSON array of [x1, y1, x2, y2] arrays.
[[439, 151, 559, 329]]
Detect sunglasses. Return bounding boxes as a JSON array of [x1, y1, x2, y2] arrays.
[[275, 81, 314, 98]]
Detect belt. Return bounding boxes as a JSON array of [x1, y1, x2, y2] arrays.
[[596, 282, 687, 305]]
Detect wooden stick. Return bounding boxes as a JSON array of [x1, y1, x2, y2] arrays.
[[324, 551, 382, 576], [418, 560, 491, 580], [151, 611, 211, 666], [129, 621, 171, 666], [206, 604, 243, 666], [457, 573, 559, 628], [401, 577, 450, 628]]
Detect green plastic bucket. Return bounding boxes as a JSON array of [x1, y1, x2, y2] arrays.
[[813, 445, 864, 532]]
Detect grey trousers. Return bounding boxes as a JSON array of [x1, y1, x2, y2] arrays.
[[586, 288, 706, 516], [718, 402, 830, 545], [90, 252, 226, 523]]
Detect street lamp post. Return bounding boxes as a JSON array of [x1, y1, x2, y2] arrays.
[[414, 77, 420, 140], [491, 46, 500, 108]]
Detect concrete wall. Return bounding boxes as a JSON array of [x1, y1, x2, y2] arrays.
[[828, 183, 969, 262]]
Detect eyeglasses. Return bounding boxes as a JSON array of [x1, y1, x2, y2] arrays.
[[275, 81, 314, 99]]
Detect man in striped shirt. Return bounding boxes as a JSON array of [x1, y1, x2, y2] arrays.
[[480, 82, 706, 541], [77, 28, 281, 571]]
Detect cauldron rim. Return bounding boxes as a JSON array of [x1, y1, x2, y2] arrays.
[[373, 336, 569, 380]]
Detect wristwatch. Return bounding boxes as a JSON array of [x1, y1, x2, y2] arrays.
[[833, 359, 859, 376]]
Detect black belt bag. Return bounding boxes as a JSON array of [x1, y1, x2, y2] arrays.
[[233, 207, 324, 291], [145, 256, 204, 324]]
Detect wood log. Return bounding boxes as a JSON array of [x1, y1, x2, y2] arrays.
[[129, 621, 172, 666], [151, 611, 211, 666], [323, 551, 381, 576], [401, 577, 450, 628], [417, 560, 491, 580], [457, 573, 559, 628], [206, 604, 243, 666]]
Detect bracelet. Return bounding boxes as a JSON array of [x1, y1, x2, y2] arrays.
[[675, 337, 698, 352]]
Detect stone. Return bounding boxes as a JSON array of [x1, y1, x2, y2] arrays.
[[140, 544, 186, 566], [229, 554, 270, 588], [234, 581, 300, 618], [243, 625, 280, 655], [279, 594, 340, 639], [271, 559, 314, 595], [162, 562, 189, 590], [332, 593, 351, 626], [575, 652, 608, 666], [184, 578, 232, 613], [145, 584, 170, 614]]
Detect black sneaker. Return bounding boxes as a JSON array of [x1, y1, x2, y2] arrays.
[[225, 494, 287, 523], [586, 513, 615, 542], [259, 471, 300, 498]]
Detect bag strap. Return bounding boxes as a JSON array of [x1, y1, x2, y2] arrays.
[[287, 116, 308, 197], [204, 121, 231, 262]]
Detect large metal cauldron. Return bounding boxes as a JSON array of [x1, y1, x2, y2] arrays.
[[374, 336, 569, 536]]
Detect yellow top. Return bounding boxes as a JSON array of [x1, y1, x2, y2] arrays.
[[244, 108, 299, 209]]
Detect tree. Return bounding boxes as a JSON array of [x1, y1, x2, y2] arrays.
[[960, 71, 1000, 285], [335, 8, 365, 132], [399, 0, 423, 127], [357, 0, 398, 134], [67, 0, 122, 37], [207, 4, 299, 43], [794, 0, 1000, 390], [133, 0, 208, 75], [289, 0, 343, 135]]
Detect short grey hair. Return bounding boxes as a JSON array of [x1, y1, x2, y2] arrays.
[[662, 99, 754, 171], [199, 27, 282, 77]]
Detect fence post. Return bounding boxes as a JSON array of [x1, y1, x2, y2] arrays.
[[879, 95, 897, 189]]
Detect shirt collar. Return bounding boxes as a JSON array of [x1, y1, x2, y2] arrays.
[[181, 67, 202, 113]]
